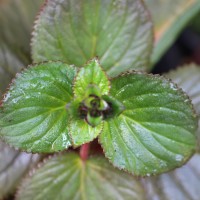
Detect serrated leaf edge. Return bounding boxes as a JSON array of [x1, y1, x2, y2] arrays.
[[166, 63, 200, 75], [14, 151, 75, 200], [30, 0, 49, 61], [72, 57, 111, 98], [0, 60, 76, 154], [98, 135, 196, 178], [98, 71, 198, 177], [68, 117, 104, 148], [112, 70, 198, 124]]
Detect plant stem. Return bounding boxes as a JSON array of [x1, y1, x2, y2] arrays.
[[80, 143, 90, 161]]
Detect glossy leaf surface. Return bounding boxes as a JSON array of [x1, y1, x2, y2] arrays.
[[0, 141, 39, 199], [16, 153, 145, 200], [143, 154, 200, 200], [32, 0, 153, 77], [99, 73, 197, 176], [74, 59, 110, 98], [144, 0, 200, 65], [0, 62, 77, 153], [69, 111, 103, 147], [167, 64, 200, 151]]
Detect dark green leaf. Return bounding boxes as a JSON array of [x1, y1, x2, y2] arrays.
[[0, 62, 77, 153], [143, 154, 200, 200], [67, 99, 103, 147], [74, 59, 110, 98], [167, 64, 200, 151], [32, 0, 153, 77], [69, 110, 103, 147], [102, 95, 125, 118], [16, 153, 146, 200], [99, 73, 197, 176], [0, 140, 40, 199]]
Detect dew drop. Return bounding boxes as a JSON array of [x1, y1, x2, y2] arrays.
[[136, 153, 140, 158], [12, 99, 18, 104], [153, 169, 157, 173], [169, 82, 177, 91], [3, 92, 11, 102], [62, 133, 71, 148], [146, 173, 150, 177], [175, 154, 183, 162], [107, 34, 111, 38], [159, 161, 167, 167]]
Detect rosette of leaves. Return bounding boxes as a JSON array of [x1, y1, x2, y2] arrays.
[[0, 0, 200, 199], [0, 58, 198, 178]]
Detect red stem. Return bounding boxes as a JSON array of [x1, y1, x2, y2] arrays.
[[80, 143, 90, 161]]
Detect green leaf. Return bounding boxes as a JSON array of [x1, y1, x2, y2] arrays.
[[167, 64, 200, 151], [68, 101, 103, 147], [0, 62, 77, 153], [16, 153, 146, 200], [32, 0, 153, 77], [143, 153, 200, 200], [99, 73, 197, 176], [0, 0, 44, 64], [87, 113, 103, 127], [144, 0, 200, 66], [74, 59, 110, 98], [102, 95, 125, 118], [0, 140, 40, 199], [189, 12, 200, 34], [70, 115, 103, 145], [69, 114, 103, 147]]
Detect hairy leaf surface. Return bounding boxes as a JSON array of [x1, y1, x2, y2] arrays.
[[74, 59, 110, 98], [32, 0, 153, 77], [0, 62, 77, 153], [167, 64, 200, 151], [99, 73, 197, 176], [69, 119, 103, 147]]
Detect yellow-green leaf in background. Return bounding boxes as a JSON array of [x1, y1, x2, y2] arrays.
[[144, 0, 200, 66]]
